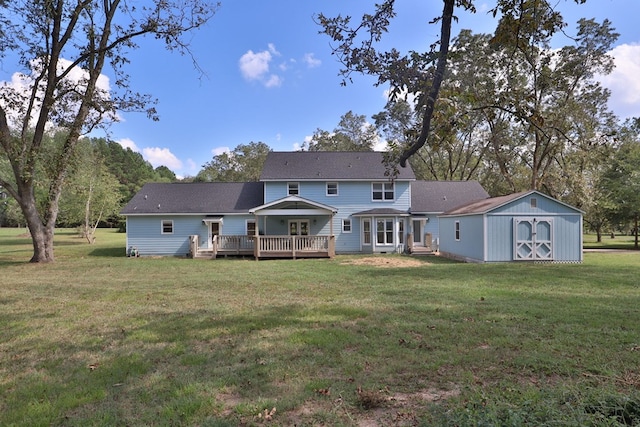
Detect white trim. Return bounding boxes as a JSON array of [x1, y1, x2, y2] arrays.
[[161, 219, 174, 234], [326, 182, 339, 196], [250, 195, 338, 214], [287, 182, 299, 196], [362, 218, 372, 247], [371, 182, 394, 202], [246, 219, 257, 235]]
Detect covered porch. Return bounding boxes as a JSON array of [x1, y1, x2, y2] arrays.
[[250, 196, 337, 259], [190, 196, 337, 259]]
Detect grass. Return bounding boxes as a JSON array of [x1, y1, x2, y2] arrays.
[[584, 233, 639, 250], [1, 228, 639, 426]]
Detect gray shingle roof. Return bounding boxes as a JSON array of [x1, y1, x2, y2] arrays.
[[441, 191, 527, 216], [410, 181, 489, 213], [260, 151, 416, 181], [120, 182, 264, 215]]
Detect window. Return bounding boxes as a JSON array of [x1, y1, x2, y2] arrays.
[[398, 221, 404, 244], [530, 198, 538, 208], [288, 182, 299, 195], [342, 218, 352, 233], [161, 220, 173, 234], [327, 182, 338, 196], [372, 182, 394, 201], [246, 220, 256, 236], [363, 219, 371, 245], [376, 219, 394, 245], [455, 221, 461, 241]]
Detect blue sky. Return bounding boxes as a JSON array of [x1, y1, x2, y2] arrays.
[[3, 1, 640, 178]]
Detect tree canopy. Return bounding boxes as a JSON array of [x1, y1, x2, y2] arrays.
[[317, 0, 589, 169], [0, 0, 217, 262]]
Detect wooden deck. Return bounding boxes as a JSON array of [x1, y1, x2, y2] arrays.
[[190, 235, 335, 259]]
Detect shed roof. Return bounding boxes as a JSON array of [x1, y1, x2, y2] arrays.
[[410, 181, 489, 213], [441, 190, 584, 216], [260, 151, 416, 181], [120, 182, 264, 215]]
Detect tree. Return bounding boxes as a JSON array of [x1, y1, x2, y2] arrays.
[[197, 141, 271, 182], [316, 0, 587, 169], [0, 0, 217, 262], [303, 111, 379, 151], [59, 139, 121, 243], [600, 121, 640, 249], [92, 138, 165, 201]]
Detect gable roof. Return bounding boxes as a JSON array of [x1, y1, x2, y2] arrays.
[[410, 181, 489, 213], [440, 190, 584, 216], [120, 182, 264, 215], [260, 151, 416, 181], [250, 195, 338, 214]]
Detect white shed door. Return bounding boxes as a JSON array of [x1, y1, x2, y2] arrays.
[[514, 217, 553, 261]]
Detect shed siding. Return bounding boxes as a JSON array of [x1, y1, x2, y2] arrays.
[[485, 215, 513, 261], [493, 195, 578, 215], [439, 215, 485, 262]]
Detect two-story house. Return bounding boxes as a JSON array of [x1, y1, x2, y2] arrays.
[[121, 151, 490, 259]]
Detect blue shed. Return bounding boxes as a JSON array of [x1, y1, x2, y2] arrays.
[[438, 190, 583, 263]]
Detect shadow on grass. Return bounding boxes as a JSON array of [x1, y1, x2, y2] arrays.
[[2, 302, 372, 425], [87, 246, 125, 257]]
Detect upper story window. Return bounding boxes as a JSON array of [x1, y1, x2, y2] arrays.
[[530, 198, 538, 208], [161, 220, 174, 234], [372, 182, 394, 201], [288, 182, 299, 195], [327, 182, 338, 196]]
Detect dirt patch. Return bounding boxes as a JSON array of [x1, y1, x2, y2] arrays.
[[341, 257, 427, 268]]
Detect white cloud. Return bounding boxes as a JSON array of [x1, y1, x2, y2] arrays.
[[239, 44, 284, 88], [264, 74, 283, 88], [0, 57, 115, 128], [116, 138, 140, 152], [303, 53, 321, 68], [239, 49, 272, 80], [212, 146, 230, 156], [142, 147, 183, 170], [599, 43, 640, 119]]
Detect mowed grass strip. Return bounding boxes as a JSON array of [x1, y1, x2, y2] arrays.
[[1, 228, 639, 426]]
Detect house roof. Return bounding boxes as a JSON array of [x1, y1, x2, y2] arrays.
[[440, 190, 584, 216], [260, 151, 416, 181], [120, 182, 264, 215], [410, 181, 489, 213]]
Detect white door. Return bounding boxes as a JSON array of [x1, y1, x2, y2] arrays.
[[514, 217, 553, 260]]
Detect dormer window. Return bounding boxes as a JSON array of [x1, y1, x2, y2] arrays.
[[372, 182, 394, 201], [288, 182, 299, 196]]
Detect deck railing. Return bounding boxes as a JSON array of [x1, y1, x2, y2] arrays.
[[255, 235, 334, 259], [190, 234, 334, 259], [217, 235, 255, 253]]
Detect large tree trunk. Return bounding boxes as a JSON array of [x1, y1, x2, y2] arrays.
[[19, 190, 56, 262]]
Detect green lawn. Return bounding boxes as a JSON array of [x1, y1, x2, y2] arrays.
[[1, 228, 639, 426], [584, 233, 639, 250]]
